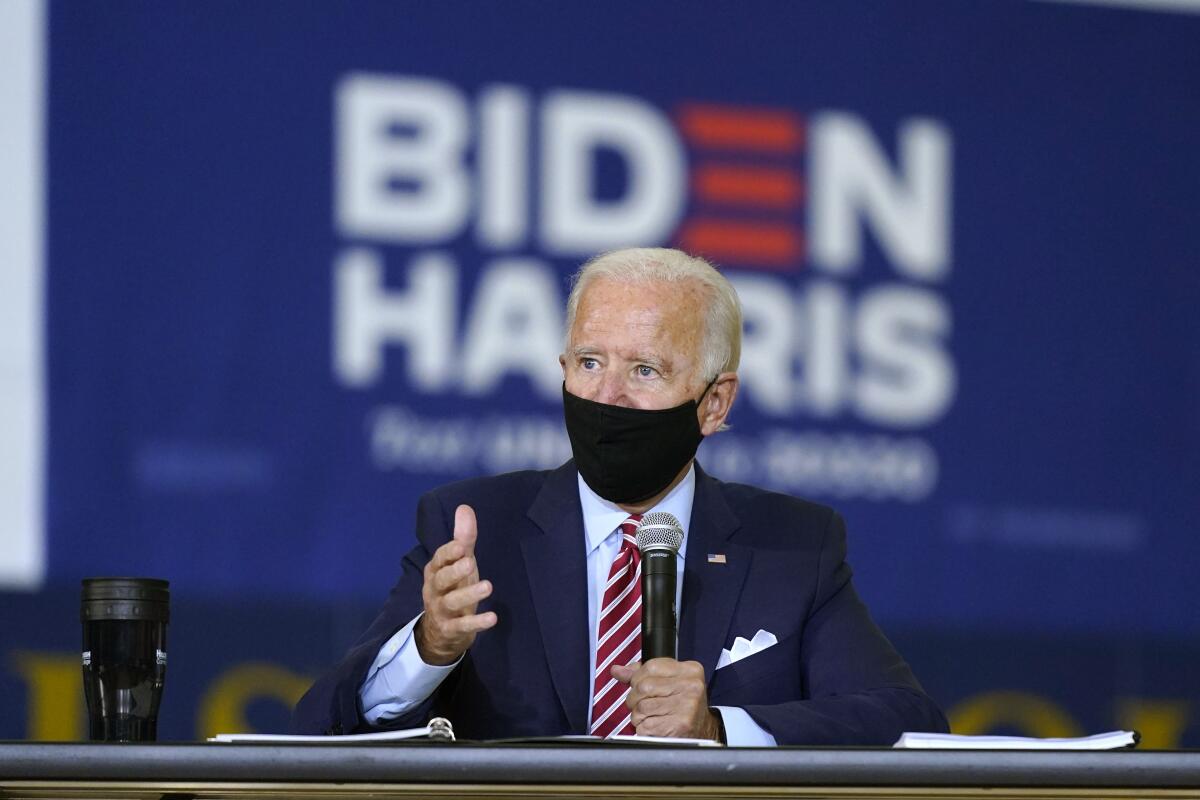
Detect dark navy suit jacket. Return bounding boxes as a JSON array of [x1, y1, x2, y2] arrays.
[[291, 461, 948, 744]]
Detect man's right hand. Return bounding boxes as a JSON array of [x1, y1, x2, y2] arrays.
[[414, 504, 498, 665]]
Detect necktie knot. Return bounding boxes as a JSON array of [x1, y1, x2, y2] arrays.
[[619, 514, 641, 547]]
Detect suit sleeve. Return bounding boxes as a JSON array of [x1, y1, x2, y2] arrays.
[[739, 511, 950, 745], [290, 490, 456, 735]]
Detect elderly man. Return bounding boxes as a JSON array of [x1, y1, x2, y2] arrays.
[[292, 248, 947, 745]]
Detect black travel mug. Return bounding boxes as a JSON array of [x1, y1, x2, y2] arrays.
[[80, 577, 169, 742]]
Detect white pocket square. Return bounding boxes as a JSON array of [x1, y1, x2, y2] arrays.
[[715, 629, 778, 670]]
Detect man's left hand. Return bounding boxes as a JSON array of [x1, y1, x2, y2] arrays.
[[611, 658, 722, 741]]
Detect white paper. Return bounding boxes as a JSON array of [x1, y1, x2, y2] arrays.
[[210, 720, 451, 743], [610, 733, 724, 746], [894, 730, 1138, 750], [552, 734, 721, 746]]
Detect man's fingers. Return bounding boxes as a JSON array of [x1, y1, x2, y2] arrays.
[[432, 555, 478, 593], [417, 505, 493, 665], [630, 676, 682, 700], [635, 660, 705, 686], [627, 660, 707, 708], [636, 715, 678, 738], [439, 579, 492, 613], [624, 658, 713, 740], [611, 662, 638, 684], [631, 701, 673, 729], [633, 695, 673, 718], [640, 657, 701, 678], [639, 677, 703, 700], [453, 505, 478, 551], [429, 540, 465, 571], [444, 610, 497, 634]]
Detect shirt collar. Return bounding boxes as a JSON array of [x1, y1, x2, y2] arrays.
[[578, 464, 695, 558]]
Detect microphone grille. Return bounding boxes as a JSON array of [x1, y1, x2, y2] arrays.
[[636, 512, 684, 553]]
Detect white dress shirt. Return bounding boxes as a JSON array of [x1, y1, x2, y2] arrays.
[[359, 464, 776, 746]]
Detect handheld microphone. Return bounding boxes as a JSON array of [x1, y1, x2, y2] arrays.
[[635, 512, 684, 661]]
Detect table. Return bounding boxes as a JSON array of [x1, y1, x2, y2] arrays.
[[2, 743, 1199, 799]]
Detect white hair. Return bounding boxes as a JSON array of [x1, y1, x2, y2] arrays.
[[563, 247, 742, 382]]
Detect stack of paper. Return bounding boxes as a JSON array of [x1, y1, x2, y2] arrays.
[[210, 717, 454, 743], [894, 730, 1138, 750]]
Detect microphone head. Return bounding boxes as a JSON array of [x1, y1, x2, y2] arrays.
[[636, 512, 684, 554]]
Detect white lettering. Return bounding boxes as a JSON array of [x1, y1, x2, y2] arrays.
[[336, 74, 469, 242], [854, 285, 955, 427], [803, 280, 850, 417], [729, 275, 795, 416], [0, 0, 46, 588], [810, 113, 952, 280], [541, 91, 685, 253], [477, 85, 530, 249], [333, 248, 457, 389], [460, 259, 563, 398]]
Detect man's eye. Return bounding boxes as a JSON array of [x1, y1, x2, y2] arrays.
[[637, 365, 658, 378], [581, 358, 598, 370]]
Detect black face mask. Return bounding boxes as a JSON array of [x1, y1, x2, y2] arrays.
[[562, 378, 716, 505]]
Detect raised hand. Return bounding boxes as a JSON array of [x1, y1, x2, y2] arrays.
[[414, 504, 497, 665]]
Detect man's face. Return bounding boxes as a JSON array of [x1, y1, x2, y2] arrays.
[[561, 277, 708, 411]]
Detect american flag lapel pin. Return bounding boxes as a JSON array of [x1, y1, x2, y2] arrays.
[[707, 553, 727, 564]]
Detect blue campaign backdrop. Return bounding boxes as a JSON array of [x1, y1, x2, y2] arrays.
[[2, 0, 1198, 744]]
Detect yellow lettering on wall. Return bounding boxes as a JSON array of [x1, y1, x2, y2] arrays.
[[1115, 698, 1189, 749], [949, 691, 1082, 738], [197, 662, 311, 739], [10, 651, 86, 741]]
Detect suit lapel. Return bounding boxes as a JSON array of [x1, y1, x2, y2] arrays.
[[677, 463, 750, 685], [522, 461, 591, 734]]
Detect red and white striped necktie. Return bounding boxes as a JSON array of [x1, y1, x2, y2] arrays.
[[589, 514, 642, 738]]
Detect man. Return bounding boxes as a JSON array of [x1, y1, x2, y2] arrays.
[[292, 248, 948, 745]]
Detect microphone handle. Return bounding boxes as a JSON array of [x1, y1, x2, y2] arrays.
[[641, 548, 677, 661]]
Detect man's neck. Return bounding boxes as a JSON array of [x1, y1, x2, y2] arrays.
[[617, 460, 694, 515]]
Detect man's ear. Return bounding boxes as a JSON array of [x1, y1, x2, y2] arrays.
[[699, 373, 738, 436]]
